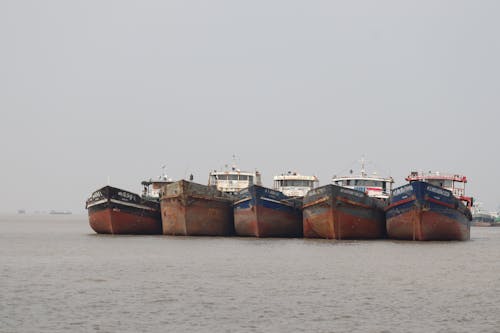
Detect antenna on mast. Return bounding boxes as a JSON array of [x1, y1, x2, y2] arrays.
[[231, 154, 238, 171], [161, 164, 167, 180], [360, 155, 366, 177]]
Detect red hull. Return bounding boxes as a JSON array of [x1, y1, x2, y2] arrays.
[[387, 209, 470, 241], [161, 197, 234, 236], [88, 208, 162, 235], [303, 207, 385, 239], [234, 206, 302, 237]]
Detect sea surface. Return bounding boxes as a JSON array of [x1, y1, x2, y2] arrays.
[[1, 214, 499, 333]]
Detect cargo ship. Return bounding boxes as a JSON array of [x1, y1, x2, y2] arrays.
[[160, 180, 234, 236], [86, 170, 172, 234], [471, 203, 496, 226], [303, 159, 393, 239], [385, 171, 473, 241], [233, 185, 303, 237]]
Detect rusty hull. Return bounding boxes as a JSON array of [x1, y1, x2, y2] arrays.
[[386, 181, 471, 241], [386, 208, 470, 241], [233, 185, 302, 237], [88, 207, 162, 234], [86, 186, 162, 235], [161, 180, 234, 236], [302, 184, 386, 239]]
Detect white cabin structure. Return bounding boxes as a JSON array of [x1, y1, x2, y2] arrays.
[[273, 172, 319, 197], [141, 167, 173, 199], [406, 171, 473, 207], [208, 165, 262, 194], [332, 159, 393, 200]]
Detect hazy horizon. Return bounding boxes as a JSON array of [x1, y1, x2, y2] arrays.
[[2, 0, 499, 214]]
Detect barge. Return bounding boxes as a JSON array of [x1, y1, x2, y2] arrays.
[[385, 171, 473, 241]]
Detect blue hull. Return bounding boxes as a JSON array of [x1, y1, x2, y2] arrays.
[[386, 181, 471, 240], [233, 185, 302, 237]]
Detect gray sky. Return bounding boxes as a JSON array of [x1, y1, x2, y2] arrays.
[[1, 0, 499, 213]]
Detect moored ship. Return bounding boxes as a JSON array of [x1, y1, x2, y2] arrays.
[[471, 203, 496, 226], [160, 180, 234, 236], [303, 160, 392, 239], [385, 171, 473, 241], [233, 185, 303, 237], [86, 186, 162, 234], [86, 171, 171, 234], [303, 185, 387, 239]]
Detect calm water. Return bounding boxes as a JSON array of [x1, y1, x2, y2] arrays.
[[1, 214, 499, 333]]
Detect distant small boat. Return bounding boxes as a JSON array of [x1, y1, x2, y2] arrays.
[[471, 203, 496, 226], [472, 212, 495, 226], [161, 180, 234, 236], [49, 210, 72, 215], [386, 171, 473, 241], [17, 209, 26, 214]]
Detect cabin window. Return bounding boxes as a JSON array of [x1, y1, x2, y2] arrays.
[[428, 180, 441, 187], [346, 180, 352, 186], [239, 175, 248, 181], [360, 180, 383, 187], [248, 176, 253, 185], [281, 180, 313, 187], [228, 175, 238, 181]]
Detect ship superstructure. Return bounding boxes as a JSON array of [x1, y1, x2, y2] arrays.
[[273, 172, 318, 197], [331, 158, 393, 200], [405, 171, 473, 207], [141, 166, 173, 199], [208, 161, 262, 195], [386, 170, 473, 241]]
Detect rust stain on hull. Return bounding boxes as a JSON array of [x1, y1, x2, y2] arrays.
[[387, 209, 470, 241], [88, 208, 162, 235], [235, 205, 302, 237], [161, 180, 234, 236], [303, 185, 386, 239]]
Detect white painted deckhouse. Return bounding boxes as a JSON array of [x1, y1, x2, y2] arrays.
[[332, 159, 394, 200], [273, 172, 319, 197], [208, 164, 262, 194]]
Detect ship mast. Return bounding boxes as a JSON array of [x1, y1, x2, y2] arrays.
[[161, 165, 167, 180], [360, 156, 367, 177]]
